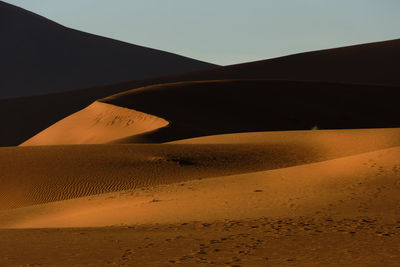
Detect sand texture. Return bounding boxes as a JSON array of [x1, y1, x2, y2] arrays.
[[1, 128, 399, 210], [2, 144, 400, 228]]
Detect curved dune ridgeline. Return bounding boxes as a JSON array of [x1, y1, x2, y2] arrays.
[[101, 80, 400, 143]]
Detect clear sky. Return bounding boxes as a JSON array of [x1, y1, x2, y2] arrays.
[[4, 0, 400, 65]]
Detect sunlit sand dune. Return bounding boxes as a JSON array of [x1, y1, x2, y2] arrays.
[[20, 101, 169, 146], [1, 144, 399, 228], [3, 130, 400, 265]]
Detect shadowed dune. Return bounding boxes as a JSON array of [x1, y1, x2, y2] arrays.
[[27, 80, 400, 145], [1, 38, 400, 146], [0, 1, 215, 99], [2, 128, 400, 210]]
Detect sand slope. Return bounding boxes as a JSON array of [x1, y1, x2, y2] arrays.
[[1, 143, 400, 228], [20, 101, 169, 146]]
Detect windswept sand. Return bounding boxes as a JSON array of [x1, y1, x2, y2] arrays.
[[2, 144, 400, 228], [20, 101, 169, 146], [2, 128, 400, 210], [1, 143, 400, 266]]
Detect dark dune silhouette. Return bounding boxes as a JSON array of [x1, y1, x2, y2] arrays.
[[0, 1, 215, 99], [1, 35, 400, 145]]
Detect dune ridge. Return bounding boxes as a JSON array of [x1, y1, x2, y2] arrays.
[[20, 101, 169, 146]]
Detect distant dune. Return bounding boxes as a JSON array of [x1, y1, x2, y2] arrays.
[[0, 1, 215, 99], [2, 37, 400, 146]]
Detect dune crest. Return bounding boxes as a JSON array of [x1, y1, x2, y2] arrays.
[[21, 101, 169, 146]]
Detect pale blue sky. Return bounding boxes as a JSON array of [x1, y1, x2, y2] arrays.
[[4, 0, 400, 65]]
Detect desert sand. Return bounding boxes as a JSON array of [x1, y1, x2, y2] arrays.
[[3, 142, 400, 228], [2, 129, 400, 265], [3, 128, 399, 208], [2, 3, 400, 265]]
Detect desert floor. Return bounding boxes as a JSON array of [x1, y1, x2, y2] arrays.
[[1, 216, 400, 266]]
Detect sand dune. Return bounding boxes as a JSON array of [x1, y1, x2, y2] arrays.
[[3, 1, 400, 265], [22, 80, 400, 145], [20, 101, 169, 146], [0, 1, 215, 99], [1, 128, 400, 210], [2, 143, 400, 228], [1, 38, 400, 146]]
